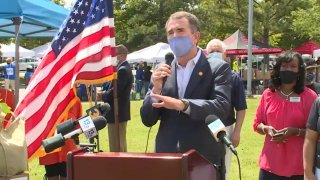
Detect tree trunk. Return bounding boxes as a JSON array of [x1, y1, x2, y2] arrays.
[[262, 27, 270, 90], [263, 27, 269, 45]]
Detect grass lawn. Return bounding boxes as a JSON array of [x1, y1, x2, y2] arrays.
[[28, 97, 264, 179]]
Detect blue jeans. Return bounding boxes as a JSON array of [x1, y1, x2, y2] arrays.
[[143, 81, 150, 95], [135, 80, 143, 94]]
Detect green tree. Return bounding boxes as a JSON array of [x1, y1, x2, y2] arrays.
[[197, 0, 312, 49], [114, 0, 200, 51], [19, 38, 51, 49], [291, 0, 320, 42], [51, 0, 65, 6]]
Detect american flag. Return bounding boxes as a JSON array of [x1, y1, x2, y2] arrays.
[[14, 0, 117, 159]]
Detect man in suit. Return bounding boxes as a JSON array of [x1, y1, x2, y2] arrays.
[[207, 39, 247, 180], [140, 11, 231, 180], [102, 44, 133, 152]]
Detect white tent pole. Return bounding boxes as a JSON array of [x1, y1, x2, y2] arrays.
[[13, 17, 21, 106]]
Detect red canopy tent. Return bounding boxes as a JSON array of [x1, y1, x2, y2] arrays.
[[223, 30, 283, 55], [293, 40, 320, 55]]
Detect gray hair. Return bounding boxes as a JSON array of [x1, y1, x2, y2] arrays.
[[206, 39, 227, 53]]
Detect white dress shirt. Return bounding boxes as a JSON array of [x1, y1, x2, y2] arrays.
[[176, 49, 201, 99]]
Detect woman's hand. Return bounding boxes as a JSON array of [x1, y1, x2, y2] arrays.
[[263, 125, 277, 136], [270, 127, 293, 142]]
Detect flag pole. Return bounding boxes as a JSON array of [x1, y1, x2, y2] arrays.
[[93, 84, 101, 152], [112, 78, 120, 152]]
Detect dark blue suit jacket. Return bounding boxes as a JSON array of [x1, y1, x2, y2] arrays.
[[141, 52, 232, 170], [102, 61, 133, 123]]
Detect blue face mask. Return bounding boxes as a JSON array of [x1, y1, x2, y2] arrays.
[[207, 52, 223, 60], [306, 73, 315, 82], [169, 36, 193, 57]]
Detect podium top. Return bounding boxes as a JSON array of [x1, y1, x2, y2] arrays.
[[74, 151, 186, 159], [67, 149, 217, 180]]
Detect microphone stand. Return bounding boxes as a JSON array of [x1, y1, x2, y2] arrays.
[[94, 84, 101, 152], [79, 143, 97, 153], [96, 134, 100, 152], [89, 84, 101, 152]]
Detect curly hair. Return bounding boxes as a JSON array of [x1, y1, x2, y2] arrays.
[[269, 51, 305, 94]]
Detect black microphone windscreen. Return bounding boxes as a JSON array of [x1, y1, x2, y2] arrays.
[[205, 114, 219, 125], [56, 119, 77, 135], [99, 103, 111, 115], [42, 134, 65, 153], [165, 52, 174, 65], [92, 116, 107, 131]]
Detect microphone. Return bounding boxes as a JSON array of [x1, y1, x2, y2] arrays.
[[97, 103, 111, 117], [56, 103, 110, 135], [42, 116, 107, 153], [162, 52, 174, 87], [165, 52, 174, 66], [86, 103, 111, 118], [205, 115, 238, 155]]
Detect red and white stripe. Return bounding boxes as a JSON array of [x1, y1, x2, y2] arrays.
[[14, 17, 116, 158]]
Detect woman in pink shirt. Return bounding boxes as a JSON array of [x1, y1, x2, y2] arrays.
[[253, 51, 317, 179]]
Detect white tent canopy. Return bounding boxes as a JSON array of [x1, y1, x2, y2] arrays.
[[1, 43, 35, 58], [127, 42, 173, 64], [31, 43, 51, 58], [313, 49, 320, 58]]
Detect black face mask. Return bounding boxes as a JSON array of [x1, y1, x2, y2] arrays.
[[280, 71, 298, 84]]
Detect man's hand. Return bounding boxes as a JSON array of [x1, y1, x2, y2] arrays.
[[230, 130, 241, 147], [151, 93, 184, 111], [151, 64, 171, 94], [304, 172, 317, 180]]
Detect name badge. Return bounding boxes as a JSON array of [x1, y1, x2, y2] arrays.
[[290, 97, 300, 102], [6, 68, 13, 76]]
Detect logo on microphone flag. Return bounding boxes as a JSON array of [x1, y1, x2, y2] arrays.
[[79, 116, 98, 139], [14, 0, 117, 159]]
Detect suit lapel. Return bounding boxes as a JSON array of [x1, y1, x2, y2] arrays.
[[184, 54, 208, 98], [118, 61, 128, 69]]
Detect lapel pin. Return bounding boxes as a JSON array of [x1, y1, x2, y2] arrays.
[[199, 72, 203, 76]]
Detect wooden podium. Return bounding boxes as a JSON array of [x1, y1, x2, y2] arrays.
[[67, 149, 217, 180]]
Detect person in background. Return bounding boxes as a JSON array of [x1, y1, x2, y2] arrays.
[[140, 11, 232, 180], [303, 56, 320, 94], [232, 60, 239, 72], [135, 63, 144, 99], [303, 97, 320, 180], [102, 44, 133, 152], [4, 58, 15, 93], [24, 65, 34, 87], [142, 65, 152, 96], [253, 51, 317, 180], [101, 81, 111, 91], [39, 98, 82, 180], [206, 39, 247, 180]]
